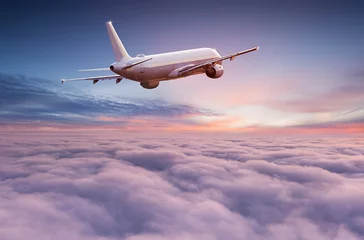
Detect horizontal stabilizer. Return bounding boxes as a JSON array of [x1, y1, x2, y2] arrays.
[[61, 74, 122, 84], [122, 57, 152, 70], [78, 68, 110, 72]]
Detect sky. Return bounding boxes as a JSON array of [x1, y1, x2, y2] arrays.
[[1, 2, 364, 239], [0, 0, 364, 133]]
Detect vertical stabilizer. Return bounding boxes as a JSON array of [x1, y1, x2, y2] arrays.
[[106, 21, 130, 61]]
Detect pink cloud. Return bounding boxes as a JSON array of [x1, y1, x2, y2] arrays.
[[0, 132, 363, 239]]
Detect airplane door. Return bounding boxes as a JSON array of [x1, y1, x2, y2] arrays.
[[140, 63, 145, 74]]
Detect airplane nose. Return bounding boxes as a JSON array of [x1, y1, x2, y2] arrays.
[[110, 65, 114, 71]]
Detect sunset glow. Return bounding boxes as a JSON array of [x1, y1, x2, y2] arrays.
[[1, 2, 364, 239]]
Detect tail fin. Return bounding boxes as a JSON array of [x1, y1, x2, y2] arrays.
[[106, 21, 130, 61]]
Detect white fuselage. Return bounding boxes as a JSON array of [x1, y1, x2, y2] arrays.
[[110, 48, 221, 82]]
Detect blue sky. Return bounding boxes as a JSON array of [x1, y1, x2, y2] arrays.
[[1, 0, 363, 133]]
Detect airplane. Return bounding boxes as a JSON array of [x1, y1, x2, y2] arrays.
[[61, 22, 259, 89]]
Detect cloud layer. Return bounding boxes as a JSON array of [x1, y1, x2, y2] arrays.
[[1, 132, 363, 239]]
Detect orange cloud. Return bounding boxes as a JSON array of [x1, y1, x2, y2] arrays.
[[2, 117, 363, 136]]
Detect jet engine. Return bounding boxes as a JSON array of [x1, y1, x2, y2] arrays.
[[205, 64, 224, 79], [140, 81, 159, 89]]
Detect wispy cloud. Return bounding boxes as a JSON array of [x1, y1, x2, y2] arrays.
[[1, 73, 363, 134], [0, 73, 217, 125], [265, 83, 364, 113]]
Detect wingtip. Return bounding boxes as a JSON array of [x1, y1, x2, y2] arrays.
[[256, 46, 260, 51]]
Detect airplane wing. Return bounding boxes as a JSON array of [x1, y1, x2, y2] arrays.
[[61, 75, 123, 84], [178, 46, 259, 75]]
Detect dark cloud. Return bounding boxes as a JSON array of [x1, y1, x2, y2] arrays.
[[262, 71, 364, 114], [0, 73, 216, 124], [267, 83, 364, 113], [0, 132, 363, 239], [292, 117, 364, 132], [353, 69, 364, 79]]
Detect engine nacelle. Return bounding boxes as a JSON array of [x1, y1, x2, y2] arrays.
[[205, 64, 224, 79], [140, 81, 159, 89]]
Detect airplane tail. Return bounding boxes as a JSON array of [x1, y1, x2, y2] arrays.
[[106, 21, 131, 62]]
